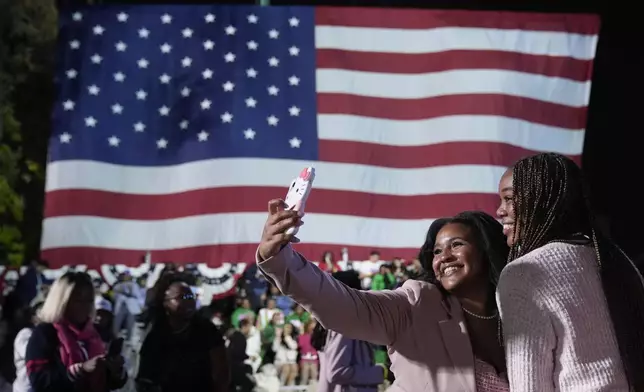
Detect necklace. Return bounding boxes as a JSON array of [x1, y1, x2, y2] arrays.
[[462, 307, 498, 320]]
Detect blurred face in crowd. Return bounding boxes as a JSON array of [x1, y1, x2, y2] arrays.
[[283, 323, 293, 336], [94, 309, 113, 330], [241, 298, 251, 309], [240, 321, 252, 336], [293, 305, 304, 314], [497, 168, 517, 247], [164, 282, 196, 320], [267, 298, 276, 309], [432, 223, 487, 293], [65, 284, 94, 325], [269, 285, 280, 296], [306, 320, 317, 333]]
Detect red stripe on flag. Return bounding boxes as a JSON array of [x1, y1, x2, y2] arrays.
[[316, 49, 593, 81], [44, 188, 500, 221], [318, 93, 588, 129], [316, 8, 600, 34], [41, 243, 421, 268], [319, 140, 582, 169]]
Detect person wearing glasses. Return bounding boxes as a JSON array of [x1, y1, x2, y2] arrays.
[[133, 273, 230, 392]]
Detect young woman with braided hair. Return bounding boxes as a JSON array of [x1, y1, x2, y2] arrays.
[[496, 152, 644, 391]]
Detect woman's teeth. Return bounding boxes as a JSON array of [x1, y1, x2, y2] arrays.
[[443, 266, 461, 276]]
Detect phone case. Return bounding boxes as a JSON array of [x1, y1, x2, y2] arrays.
[[284, 167, 315, 236]]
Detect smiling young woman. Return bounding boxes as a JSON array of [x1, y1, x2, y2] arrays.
[[496, 152, 644, 391], [257, 203, 509, 392]]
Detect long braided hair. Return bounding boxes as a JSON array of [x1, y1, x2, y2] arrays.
[[510, 152, 644, 389]]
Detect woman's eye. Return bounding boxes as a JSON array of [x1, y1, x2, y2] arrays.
[[452, 242, 463, 248], [433, 249, 441, 255]]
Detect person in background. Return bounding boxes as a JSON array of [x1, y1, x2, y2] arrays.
[[13, 260, 50, 309], [112, 272, 144, 340], [12, 302, 43, 392], [260, 313, 282, 367], [94, 296, 115, 344], [268, 286, 294, 317], [370, 264, 395, 291], [26, 272, 127, 392], [273, 322, 299, 386], [241, 264, 269, 311], [311, 271, 385, 392], [245, 314, 262, 374], [231, 298, 256, 329], [285, 304, 310, 332], [496, 152, 644, 390], [227, 319, 256, 392], [135, 272, 229, 392], [257, 297, 283, 330], [298, 319, 319, 387], [319, 251, 340, 273]]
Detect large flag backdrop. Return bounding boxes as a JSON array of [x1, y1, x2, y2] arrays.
[[42, 5, 600, 268]]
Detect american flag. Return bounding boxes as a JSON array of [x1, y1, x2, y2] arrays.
[[42, 5, 600, 268]]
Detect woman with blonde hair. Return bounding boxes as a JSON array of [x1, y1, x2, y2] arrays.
[[26, 272, 127, 392]]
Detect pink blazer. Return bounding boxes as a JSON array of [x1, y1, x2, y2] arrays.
[[319, 330, 383, 392], [258, 245, 477, 392]]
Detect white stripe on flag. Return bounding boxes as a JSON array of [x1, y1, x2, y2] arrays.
[[45, 159, 507, 196]]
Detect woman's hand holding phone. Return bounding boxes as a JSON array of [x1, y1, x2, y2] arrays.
[[258, 199, 303, 261]]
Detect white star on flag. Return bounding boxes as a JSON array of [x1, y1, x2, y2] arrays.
[[223, 81, 234, 91], [245, 97, 257, 108], [85, 117, 97, 127], [108, 136, 120, 146], [289, 137, 302, 148], [60, 132, 72, 143], [221, 112, 233, 123]]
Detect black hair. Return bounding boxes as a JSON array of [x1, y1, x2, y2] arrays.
[[418, 211, 509, 299], [310, 270, 362, 351], [238, 318, 252, 329], [510, 152, 644, 389], [138, 271, 191, 327]]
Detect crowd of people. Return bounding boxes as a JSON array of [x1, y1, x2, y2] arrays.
[[0, 152, 643, 392], [0, 245, 415, 392]]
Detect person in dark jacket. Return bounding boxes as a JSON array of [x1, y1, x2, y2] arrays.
[[227, 319, 255, 392], [135, 272, 230, 392], [25, 272, 127, 392]]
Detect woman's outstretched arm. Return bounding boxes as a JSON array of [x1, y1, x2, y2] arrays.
[[258, 245, 418, 346]]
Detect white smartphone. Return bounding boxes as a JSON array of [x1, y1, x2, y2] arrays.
[[284, 167, 315, 236]]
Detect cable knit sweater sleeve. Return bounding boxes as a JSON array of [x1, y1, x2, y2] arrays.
[[497, 258, 556, 392]]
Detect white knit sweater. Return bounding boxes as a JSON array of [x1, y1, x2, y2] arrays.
[[497, 242, 629, 391]]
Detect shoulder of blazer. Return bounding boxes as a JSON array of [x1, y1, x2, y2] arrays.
[[398, 279, 455, 319]]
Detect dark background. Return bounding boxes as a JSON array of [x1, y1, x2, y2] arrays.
[[57, 0, 642, 257]]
